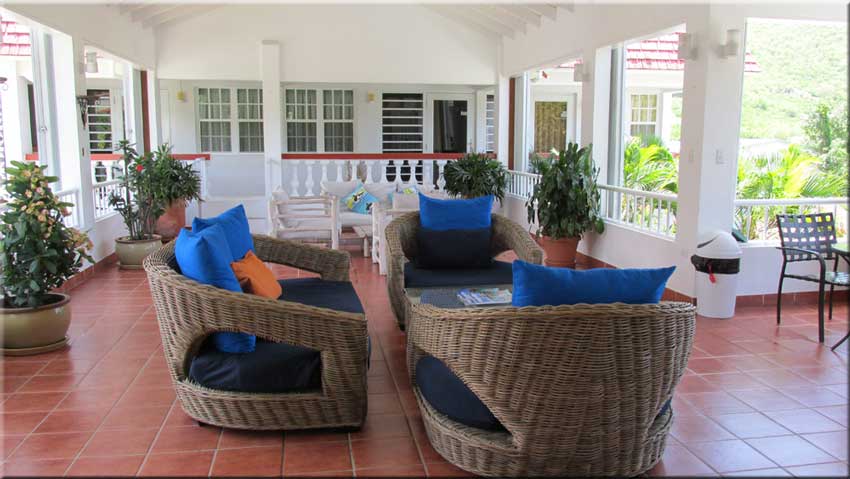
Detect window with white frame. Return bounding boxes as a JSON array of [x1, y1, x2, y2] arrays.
[[198, 87, 232, 152], [284, 89, 318, 152], [322, 89, 354, 152], [237, 88, 264, 153], [485, 94, 495, 153], [86, 89, 113, 154], [381, 93, 423, 152], [629, 93, 659, 138]]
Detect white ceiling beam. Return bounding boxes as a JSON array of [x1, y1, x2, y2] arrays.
[[526, 4, 558, 21], [132, 4, 180, 23], [429, 5, 514, 38], [495, 5, 542, 27], [423, 5, 501, 41], [470, 5, 526, 34], [151, 5, 220, 29]]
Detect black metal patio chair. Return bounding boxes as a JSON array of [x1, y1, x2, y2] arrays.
[[776, 213, 849, 345]]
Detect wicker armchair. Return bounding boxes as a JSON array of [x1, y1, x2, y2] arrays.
[[385, 212, 543, 330], [143, 235, 368, 430], [407, 301, 696, 477]]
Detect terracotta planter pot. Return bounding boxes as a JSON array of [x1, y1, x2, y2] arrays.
[[539, 236, 580, 268], [1, 293, 71, 355], [115, 235, 163, 270], [155, 202, 187, 241]]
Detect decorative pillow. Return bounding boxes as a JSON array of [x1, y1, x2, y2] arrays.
[[231, 251, 282, 299], [343, 184, 379, 215], [192, 205, 254, 261], [175, 225, 256, 353], [364, 183, 396, 206], [511, 260, 676, 307], [418, 194, 493, 231], [415, 228, 492, 269], [392, 191, 420, 210], [321, 180, 361, 200]]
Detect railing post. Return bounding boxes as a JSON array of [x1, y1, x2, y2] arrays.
[[436, 160, 447, 190], [289, 160, 300, 196]]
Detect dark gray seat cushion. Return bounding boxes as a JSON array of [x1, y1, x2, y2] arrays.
[[189, 278, 365, 393], [404, 260, 513, 288]]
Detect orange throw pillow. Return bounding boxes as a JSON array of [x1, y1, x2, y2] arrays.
[[231, 251, 282, 299]]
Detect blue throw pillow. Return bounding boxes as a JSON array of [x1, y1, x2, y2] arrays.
[[418, 194, 493, 231], [511, 260, 675, 307], [192, 205, 254, 261], [174, 225, 256, 354]]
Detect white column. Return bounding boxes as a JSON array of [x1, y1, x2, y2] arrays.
[[675, 5, 747, 293], [261, 40, 282, 233], [494, 72, 510, 167], [146, 70, 162, 147], [29, 29, 60, 180], [590, 47, 612, 181]]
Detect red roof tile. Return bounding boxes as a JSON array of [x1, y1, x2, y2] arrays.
[[1, 21, 31, 57]]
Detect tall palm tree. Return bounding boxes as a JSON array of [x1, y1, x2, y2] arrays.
[[622, 136, 679, 194]]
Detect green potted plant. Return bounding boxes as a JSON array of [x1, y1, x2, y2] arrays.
[[110, 140, 165, 269], [149, 144, 202, 241], [1, 161, 93, 355], [443, 152, 508, 202], [527, 143, 604, 267]]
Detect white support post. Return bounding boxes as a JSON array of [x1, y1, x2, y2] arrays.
[[70, 38, 95, 230], [147, 70, 162, 147], [29, 29, 60, 181], [494, 43, 510, 167], [261, 40, 283, 208]]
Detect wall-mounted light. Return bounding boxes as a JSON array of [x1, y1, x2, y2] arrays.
[[84, 51, 98, 74], [677, 32, 697, 61], [720, 29, 741, 58], [573, 62, 590, 83], [366, 92, 376, 103]]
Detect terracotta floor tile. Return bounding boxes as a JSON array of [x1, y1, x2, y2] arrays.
[[710, 412, 791, 439], [814, 404, 848, 427], [764, 408, 845, 434], [368, 393, 405, 415], [679, 391, 755, 416], [0, 457, 73, 476], [99, 405, 170, 430], [284, 428, 350, 446], [687, 439, 777, 473], [284, 440, 352, 474], [356, 464, 427, 477], [2, 392, 68, 412], [730, 388, 806, 412], [80, 428, 158, 457], [35, 409, 107, 433], [746, 435, 837, 467], [785, 461, 849, 477], [722, 467, 791, 476], [350, 413, 412, 441], [700, 372, 769, 391], [211, 446, 283, 477], [55, 388, 124, 411], [687, 358, 740, 374], [65, 454, 145, 476], [351, 436, 422, 469], [425, 460, 476, 477], [647, 443, 716, 476], [1, 412, 47, 435], [1, 435, 27, 460], [218, 429, 284, 450], [670, 415, 735, 443], [138, 450, 214, 476], [10, 432, 92, 460], [150, 424, 222, 453], [17, 374, 86, 393], [801, 430, 848, 461], [777, 386, 847, 408]]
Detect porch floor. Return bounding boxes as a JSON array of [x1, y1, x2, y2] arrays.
[[1, 252, 848, 477]]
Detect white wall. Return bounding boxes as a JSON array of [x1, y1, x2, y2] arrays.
[[156, 5, 497, 85]]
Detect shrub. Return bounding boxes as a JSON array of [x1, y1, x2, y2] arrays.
[[443, 152, 507, 202]]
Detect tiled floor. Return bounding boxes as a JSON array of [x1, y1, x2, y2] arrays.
[[1, 250, 848, 477]]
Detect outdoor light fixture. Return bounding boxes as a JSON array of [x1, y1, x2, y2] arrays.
[[677, 32, 697, 60], [720, 29, 741, 58], [572, 63, 590, 82], [84, 51, 99, 74]]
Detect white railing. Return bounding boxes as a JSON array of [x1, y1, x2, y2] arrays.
[[506, 170, 540, 200], [55, 188, 81, 228], [734, 197, 848, 242], [93, 179, 125, 221], [598, 184, 678, 238], [281, 156, 456, 196]]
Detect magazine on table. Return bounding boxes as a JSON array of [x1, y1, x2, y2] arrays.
[[457, 287, 512, 307]]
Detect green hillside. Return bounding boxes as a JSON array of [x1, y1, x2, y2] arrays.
[[740, 20, 847, 141]]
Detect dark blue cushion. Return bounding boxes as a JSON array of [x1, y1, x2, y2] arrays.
[[512, 260, 675, 307], [192, 205, 254, 261], [174, 225, 255, 354], [418, 194, 493, 231], [404, 260, 513, 288], [416, 355, 504, 431], [415, 228, 492, 269], [189, 339, 320, 393], [278, 278, 364, 314]]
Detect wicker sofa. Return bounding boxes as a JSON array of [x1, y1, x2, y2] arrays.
[[407, 301, 696, 477], [385, 212, 544, 330], [144, 235, 368, 430]]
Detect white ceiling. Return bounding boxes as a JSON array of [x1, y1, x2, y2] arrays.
[[111, 2, 571, 36]]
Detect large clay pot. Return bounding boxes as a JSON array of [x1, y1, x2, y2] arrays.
[[1, 293, 71, 355], [539, 236, 580, 268], [115, 235, 163, 270], [155, 202, 187, 241]]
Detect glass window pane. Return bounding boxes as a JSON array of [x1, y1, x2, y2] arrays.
[[324, 105, 333, 119], [210, 89, 219, 103], [221, 89, 230, 102], [221, 105, 230, 118], [237, 89, 247, 103], [324, 90, 332, 104], [344, 90, 353, 104], [307, 90, 316, 103], [344, 106, 353, 120], [286, 89, 295, 103]]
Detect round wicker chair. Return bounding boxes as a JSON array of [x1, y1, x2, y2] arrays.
[[143, 235, 368, 430], [385, 212, 543, 330], [407, 301, 696, 477]]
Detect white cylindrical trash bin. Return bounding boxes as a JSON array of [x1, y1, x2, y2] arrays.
[[691, 231, 742, 318]]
